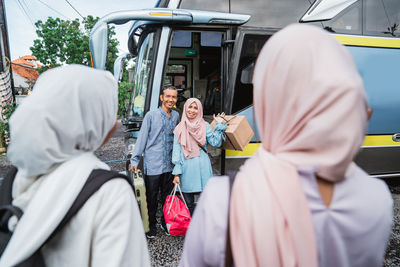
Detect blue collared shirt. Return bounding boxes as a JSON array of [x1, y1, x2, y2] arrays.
[[130, 107, 180, 175]]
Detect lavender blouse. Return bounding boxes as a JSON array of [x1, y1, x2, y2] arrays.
[[179, 164, 393, 267]]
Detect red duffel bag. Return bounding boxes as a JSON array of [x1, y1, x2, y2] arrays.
[[163, 184, 191, 235]]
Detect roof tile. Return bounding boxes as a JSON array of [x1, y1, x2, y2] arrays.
[[11, 56, 39, 81]]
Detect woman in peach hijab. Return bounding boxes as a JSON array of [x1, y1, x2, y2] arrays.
[[179, 24, 393, 267], [172, 98, 227, 215]]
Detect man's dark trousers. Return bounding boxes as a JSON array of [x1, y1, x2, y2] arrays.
[[145, 172, 174, 231]]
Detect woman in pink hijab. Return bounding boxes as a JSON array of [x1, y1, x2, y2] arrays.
[[179, 24, 393, 267], [172, 98, 227, 215]]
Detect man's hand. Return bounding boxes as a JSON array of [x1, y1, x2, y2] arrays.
[[173, 175, 180, 185], [129, 165, 138, 173]]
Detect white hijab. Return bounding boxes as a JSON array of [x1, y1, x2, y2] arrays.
[[0, 64, 118, 266]]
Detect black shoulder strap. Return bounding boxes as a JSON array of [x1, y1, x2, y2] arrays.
[[46, 169, 133, 243], [190, 132, 207, 153], [0, 167, 18, 206], [224, 171, 237, 267], [197, 143, 208, 153]]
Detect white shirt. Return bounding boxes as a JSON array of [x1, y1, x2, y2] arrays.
[[42, 179, 150, 267]]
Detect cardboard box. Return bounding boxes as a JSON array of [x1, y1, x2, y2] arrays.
[[211, 115, 254, 151]]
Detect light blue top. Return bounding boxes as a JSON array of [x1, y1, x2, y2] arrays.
[[172, 122, 227, 193], [130, 107, 180, 175]]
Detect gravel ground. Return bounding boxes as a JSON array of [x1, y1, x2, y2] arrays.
[[1, 121, 399, 266], [384, 186, 400, 267]]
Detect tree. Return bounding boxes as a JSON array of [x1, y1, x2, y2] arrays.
[[30, 16, 119, 73], [0, 103, 17, 149], [118, 58, 135, 117]]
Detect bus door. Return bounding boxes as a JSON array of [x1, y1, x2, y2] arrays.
[[89, 8, 250, 172], [223, 28, 276, 172], [163, 27, 230, 175]]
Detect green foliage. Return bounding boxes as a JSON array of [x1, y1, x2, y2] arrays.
[[117, 58, 136, 117], [30, 16, 119, 73], [118, 81, 131, 117], [0, 103, 17, 148]]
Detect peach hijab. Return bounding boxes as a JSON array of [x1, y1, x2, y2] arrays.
[[174, 98, 207, 159], [229, 24, 368, 266]]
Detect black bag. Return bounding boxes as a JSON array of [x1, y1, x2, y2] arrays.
[[0, 167, 133, 267]]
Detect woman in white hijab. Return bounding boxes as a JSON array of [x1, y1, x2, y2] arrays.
[[0, 65, 150, 267]]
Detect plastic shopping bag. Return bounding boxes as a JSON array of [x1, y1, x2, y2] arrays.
[[163, 184, 191, 235]]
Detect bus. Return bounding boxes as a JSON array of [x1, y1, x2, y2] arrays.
[[89, 0, 400, 178]]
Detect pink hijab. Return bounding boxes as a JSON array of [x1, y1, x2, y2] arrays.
[[229, 24, 368, 267], [174, 98, 207, 159]]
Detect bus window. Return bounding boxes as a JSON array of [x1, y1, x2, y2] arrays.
[[322, 0, 400, 37], [129, 32, 156, 117], [364, 0, 400, 37], [201, 32, 222, 47], [322, 1, 362, 35], [179, 0, 228, 12], [164, 64, 188, 111], [171, 31, 192, 47], [240, 62, 254, 84], [231, 0, 310, 28], [231, 34, 269, 114], [166, 64, 186, 88], [165, 30, 224, 116]]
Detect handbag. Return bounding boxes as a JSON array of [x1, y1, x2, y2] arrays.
[[163, 184, 191, 235]]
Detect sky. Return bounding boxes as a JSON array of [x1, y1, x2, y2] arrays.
[[4, 0, 158, 60]]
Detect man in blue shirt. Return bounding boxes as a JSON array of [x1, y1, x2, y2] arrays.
[[130, 85, 179, 238]]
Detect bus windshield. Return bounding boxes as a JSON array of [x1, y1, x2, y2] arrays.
[[129, 31, 156, 117]]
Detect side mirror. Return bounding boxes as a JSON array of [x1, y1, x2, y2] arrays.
[[89, 22, 108, 70], [128, 35, 138, 57], [113, 53, 130, 81], [300, 0, 358, 22]]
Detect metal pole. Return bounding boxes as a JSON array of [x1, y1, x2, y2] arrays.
[[0, 0, 15, 99]]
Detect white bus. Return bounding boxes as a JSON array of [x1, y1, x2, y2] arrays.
[[90, 0, 400, 177]]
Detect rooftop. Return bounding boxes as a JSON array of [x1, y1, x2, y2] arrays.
[[11, 56, 40, 82]]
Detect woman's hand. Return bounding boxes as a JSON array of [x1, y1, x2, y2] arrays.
[[173, 175, 180, 185], [213, 112, 226, 124]]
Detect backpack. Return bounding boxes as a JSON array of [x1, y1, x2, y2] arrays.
[[0, 167, 133, 267]]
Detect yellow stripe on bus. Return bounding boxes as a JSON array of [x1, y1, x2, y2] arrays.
[[362, 135, 400, 147], [225, 135, 400, 158], [225, 143, 260, 158], [149, 12, 173, 16], [334, 35, 400, 49]]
